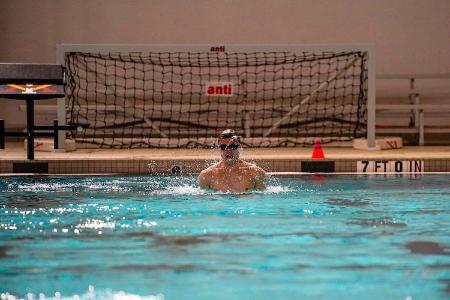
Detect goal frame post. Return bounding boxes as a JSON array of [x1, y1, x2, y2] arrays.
[[56, 43, 376, 149]]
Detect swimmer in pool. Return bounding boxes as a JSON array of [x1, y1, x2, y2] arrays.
[[198, 129, 267, 193]]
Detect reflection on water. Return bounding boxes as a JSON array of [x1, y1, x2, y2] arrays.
[[349, 217, 408, 228], [325, 198, 370, 207], [0, 245, 14, 259], [111, 264, 197, 272], [0, 194, 69, 209], [405, 241, 449, 255]]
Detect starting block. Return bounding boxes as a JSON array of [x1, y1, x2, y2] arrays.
[[0, 63, 88, 159]]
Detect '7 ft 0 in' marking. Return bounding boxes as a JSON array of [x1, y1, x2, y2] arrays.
[[357, 160, 424, 173]]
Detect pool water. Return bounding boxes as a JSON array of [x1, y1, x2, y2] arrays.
[[0, 175, 449, 300]]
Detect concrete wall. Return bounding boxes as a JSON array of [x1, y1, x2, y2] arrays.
[[1, 0, 449, 131]]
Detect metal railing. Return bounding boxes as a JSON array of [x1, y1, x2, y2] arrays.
[[376, 73, 450, 145]]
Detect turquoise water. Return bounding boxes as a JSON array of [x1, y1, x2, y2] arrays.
[[0, 175, 449, 300]]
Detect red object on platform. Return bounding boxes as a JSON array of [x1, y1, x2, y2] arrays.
[[312, 139, 325, 159]]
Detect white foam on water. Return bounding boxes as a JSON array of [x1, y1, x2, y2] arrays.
[[154, 183, 292, 196], [10, 182, 130, 193], [264, 185, 292, 194], [6, 177, 292, 196], [1, 286, 164, 300], [85, 184, 129, 192], [75, 219, 116, 230], [12, 182, 79, 192], [157, 184, 207, 196]]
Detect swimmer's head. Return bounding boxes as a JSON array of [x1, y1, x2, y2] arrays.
[[218, 129, 241, 163]]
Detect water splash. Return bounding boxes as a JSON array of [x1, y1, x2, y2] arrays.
[[0, 176, 292, 197], [157, 184, 206, 195], [263, 185, 292, 194], [0, 286, 164, 300], [154, 183, 291, 196]]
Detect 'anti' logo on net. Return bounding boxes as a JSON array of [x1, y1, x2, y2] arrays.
[[210, 46, 225, 52], [205, 82, 234, 97]]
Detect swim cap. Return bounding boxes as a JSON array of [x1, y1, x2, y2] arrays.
[[219, 129, 241, 143]]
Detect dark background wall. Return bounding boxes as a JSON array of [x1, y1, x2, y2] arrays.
[[1, 0, 449, 130]]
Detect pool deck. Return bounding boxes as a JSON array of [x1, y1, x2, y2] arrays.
[[1, 142, 450, 174]]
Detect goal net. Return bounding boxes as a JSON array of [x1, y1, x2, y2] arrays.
[[61, 45, 370, 148]]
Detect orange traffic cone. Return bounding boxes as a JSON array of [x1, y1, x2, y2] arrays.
[[312, 139, 325, 159]]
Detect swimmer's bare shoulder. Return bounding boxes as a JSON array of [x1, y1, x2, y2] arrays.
[[244, 161, 267, 190], [197, 162, 220, 189]]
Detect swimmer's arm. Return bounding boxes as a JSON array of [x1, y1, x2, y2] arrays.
[[253, 168, 267, 190], [197, 171, 211, 189]]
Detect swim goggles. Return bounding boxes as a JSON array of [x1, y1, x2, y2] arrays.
[[218, 143, 240, 151]]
